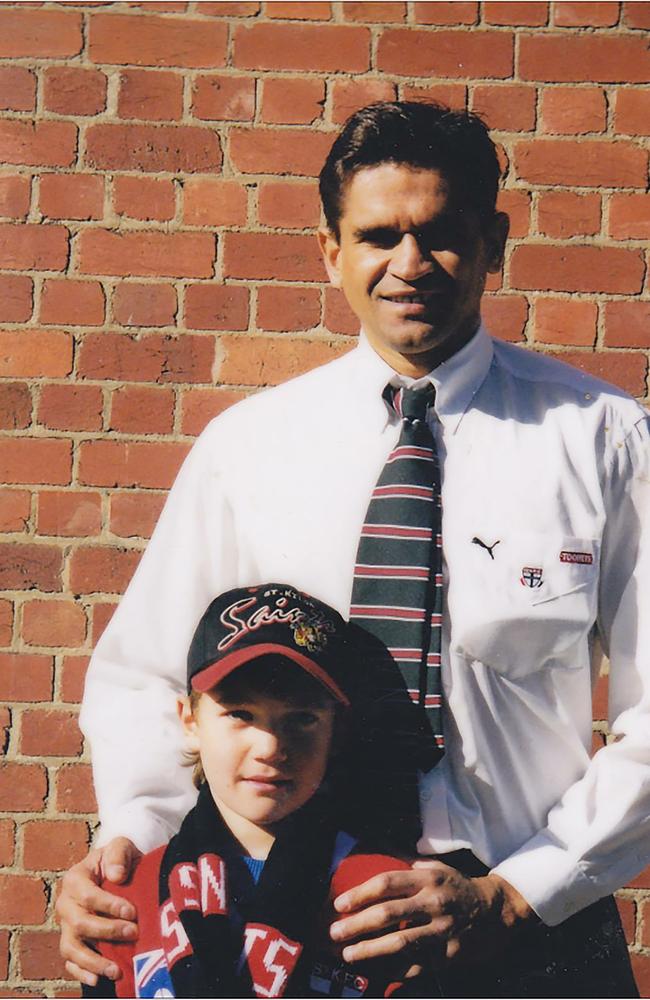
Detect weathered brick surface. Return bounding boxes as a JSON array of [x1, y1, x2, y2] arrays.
[[1, 5, 649, 995]]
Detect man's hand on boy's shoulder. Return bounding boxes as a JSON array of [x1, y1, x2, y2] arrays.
[[330, 858, 537, 968], [57, 837, 141, 986]]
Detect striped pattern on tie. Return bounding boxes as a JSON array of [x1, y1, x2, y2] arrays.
[[350, 383, 444, 766]]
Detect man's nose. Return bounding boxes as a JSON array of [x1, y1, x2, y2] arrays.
[[388, 233, 433, 281]]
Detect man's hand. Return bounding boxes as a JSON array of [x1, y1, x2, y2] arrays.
[[330, 858, 536, 968], [57, 837, 141, 987]]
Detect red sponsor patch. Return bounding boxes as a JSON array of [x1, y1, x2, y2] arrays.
[[560, 551, 593, 565]]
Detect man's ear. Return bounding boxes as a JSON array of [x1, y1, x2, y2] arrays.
[[318, 227, 343, 288], [177, 694, 200, 753], [485, 211, 510, 273]]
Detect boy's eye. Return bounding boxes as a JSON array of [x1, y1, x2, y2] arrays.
[[287, 711, 319, 728], [226, 709, 253, 723]]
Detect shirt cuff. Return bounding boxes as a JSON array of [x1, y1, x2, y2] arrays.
[[491, 832, 596, 927], [92, 808, 174, 856]]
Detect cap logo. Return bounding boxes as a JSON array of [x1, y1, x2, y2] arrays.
[[218, 593, 333, 654]]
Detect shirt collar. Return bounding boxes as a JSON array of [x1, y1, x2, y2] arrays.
[[353, 323, 494, 434]]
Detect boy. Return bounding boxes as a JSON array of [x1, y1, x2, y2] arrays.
[[83, 583, 430, 999]]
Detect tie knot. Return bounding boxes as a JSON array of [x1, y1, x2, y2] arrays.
[[385, 384, 435, 424]]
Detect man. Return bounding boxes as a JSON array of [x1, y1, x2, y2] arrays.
[[58, 102, 648, 996]]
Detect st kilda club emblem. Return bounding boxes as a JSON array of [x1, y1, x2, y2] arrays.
[[520, 566, 543, 589]]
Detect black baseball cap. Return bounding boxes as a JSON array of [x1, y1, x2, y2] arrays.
[[187, 583, 353, 706]]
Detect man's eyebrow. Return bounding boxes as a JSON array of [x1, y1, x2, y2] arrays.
[[352, 224, 399, 242]]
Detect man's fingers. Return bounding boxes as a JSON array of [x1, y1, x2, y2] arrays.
[[57, 880, 136, 923], [65, 961, 99, 988], [60, 931, 122, 983], [334, 869, 424, 914], [341, 924, 428, 964], [63, 907, 138, 944], [101, 836, 141, 885], [331, 897, 422, 943]]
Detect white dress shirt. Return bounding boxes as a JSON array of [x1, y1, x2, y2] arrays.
[[80, 325, 650, 927]]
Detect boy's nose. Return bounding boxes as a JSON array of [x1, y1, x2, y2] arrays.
[[389, 233, 433, 281], [252, 728, 288, 763]]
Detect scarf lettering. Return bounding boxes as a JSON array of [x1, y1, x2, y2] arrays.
[[240, 923, 302, 999], [169, 854, 227, 919], [160, 898, 192, 967]]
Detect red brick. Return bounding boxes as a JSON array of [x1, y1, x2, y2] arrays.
[[200, 2, 259, 13], [482, 295, 528, 342], [554, 1, 620, 25], [78, 229, 215, 278], [257, 285, 321, 331], [609, 193, 650, 239], [540, 87, 607, 134], [0, 930, 8, 981], [23, 819, 88, 871], [69, 546, 142, 595], [179, 387, 246, 436], [112, 282, 177, 329], [219, 335, 350, 386], [0, 874, 47, 923], [496, 190, 530, 239], [0, 599, 13, 646], [223, 232, 324, 281], [109, 492, 166, 539], [549, 351, 647, 397], [592, 671, 608, 720], [534, 298, 597, 347], [0, 707, 9, 752], [643, 900, 650, 946], [485, 1, 548, 23], [54, 763, 96, 813], [0, 543, 62, 592], [110, 385, 175, 434], [626, 864, 650, 889], [0, 329, 72, 378], [85, 123, 221, 173], [604, 301, 650, 348], [91, 602, 118, 644], [0, 819, 14, 866], [183, 178, 248, 227], [22, 601, 87, 650], [260, 77, 324, 126], [623, 1, 650, 28], [0, 489, 30, 532], [0, 439, 72, 487], [230, 127, 332, 177], [471, 84, 536, 131], [0, 223, 68, 271], [185, 284, 249, 331], [18, 931, 68, 981], [192, 74, 255, 121], [37, 384, 104, 433], [0, 9, 82, 58], [234, 22, 369, 72], [0, 653, 53, 701], [79, 440, 190, 489], [60, 655, 90, 704], [400, 83, 467, 109], [631, 950, 650, 995], [0, 120, 76, 169], [0, 174, 31, 219], [38, 491, 102, 538], [514, 139, 647, 188], [511, 245, 644, 294], [615, 896, 636, 945], [40, 278, 105, 327], [331, 78, 397, 125], [0, 66, 36, 112], [0, 382, 31, 430], [43, 66, 107, 116], [118, 68, 183, 121], [258, 180, 320, 229], [265, 1, 332, 17], [342, 1, 405, 20], [324, 287, 358, 335], [519, 33, 650, 83], [377, 29, 513, 78], [20, 707, 83, 756], [78, 331, 214, 383], [114, 176, 175, 222], [0, 274, 32, 322], [413, 2, 478, 23], [40, 173, 104, 222], [0, 763, 47, 812], [537, 191, 601, 238], [614, 89, 650, 135], [89, 13, 227, 67]]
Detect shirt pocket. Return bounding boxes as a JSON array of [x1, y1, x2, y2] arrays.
[[448, 532, 600, 680]]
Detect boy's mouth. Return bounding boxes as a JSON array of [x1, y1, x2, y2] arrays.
[[243, 774, 292, 792]]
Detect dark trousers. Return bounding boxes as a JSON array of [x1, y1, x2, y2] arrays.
[[410, 851, 639, 999]]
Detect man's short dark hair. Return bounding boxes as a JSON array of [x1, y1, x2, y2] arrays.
[[319, 101, 501, 238]]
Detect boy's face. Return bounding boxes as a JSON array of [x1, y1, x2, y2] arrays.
[[178, 679, 336, 846]]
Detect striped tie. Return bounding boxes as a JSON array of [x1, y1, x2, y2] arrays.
[[350, 383, 444, 769]]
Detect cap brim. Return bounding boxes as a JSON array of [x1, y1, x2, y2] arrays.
[[191, 642, 350, 706]]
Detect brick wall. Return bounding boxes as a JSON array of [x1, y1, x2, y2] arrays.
[[0, 1, 648, 994]]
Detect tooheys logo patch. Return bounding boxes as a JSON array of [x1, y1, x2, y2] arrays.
[[238, 923, 302, 998], [560, 551, 593, 564], [133, 949, 174, 998]]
